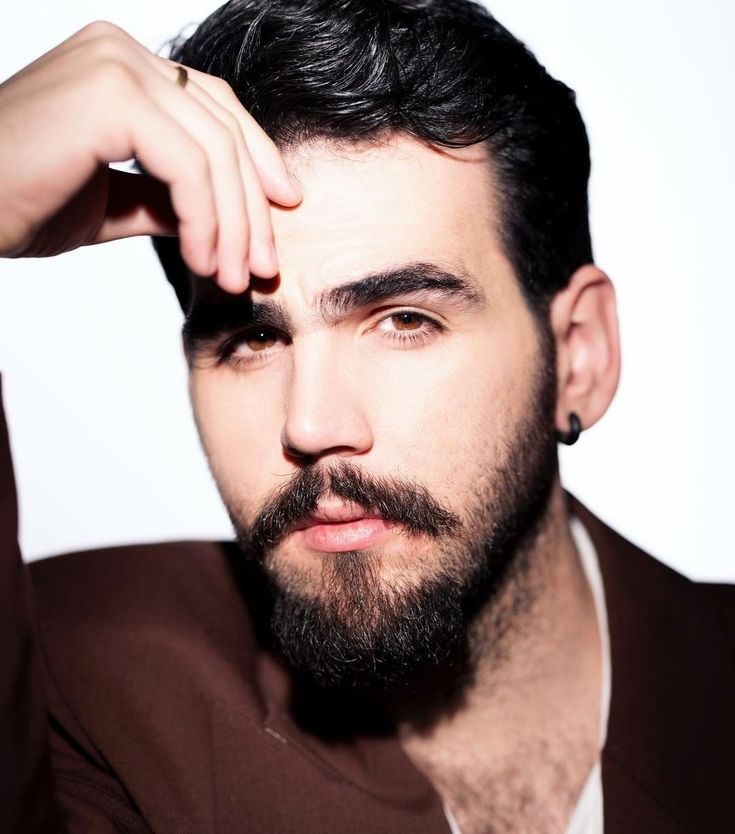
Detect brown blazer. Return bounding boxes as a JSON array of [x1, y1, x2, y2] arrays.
[[2, 373, 734, 834]]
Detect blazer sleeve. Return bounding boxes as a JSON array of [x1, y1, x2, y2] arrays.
[[0, 374, 151, 834]]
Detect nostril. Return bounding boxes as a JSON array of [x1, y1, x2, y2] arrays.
[[280, 380, 373, 459], [281, 440, 315, 463]]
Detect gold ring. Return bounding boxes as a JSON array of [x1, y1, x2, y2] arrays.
[[175, 65, 188, 89]]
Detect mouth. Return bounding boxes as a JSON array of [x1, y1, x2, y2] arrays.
[[287, 503, 400, 553]]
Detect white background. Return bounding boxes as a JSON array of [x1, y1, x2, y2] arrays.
[[1, 0, 733, 580]]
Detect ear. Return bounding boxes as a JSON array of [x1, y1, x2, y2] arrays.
[[549, 264, 621, 435]]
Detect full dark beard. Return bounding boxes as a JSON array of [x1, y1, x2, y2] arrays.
[[230, 331, 559, 699]]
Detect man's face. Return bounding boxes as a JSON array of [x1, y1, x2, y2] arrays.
[[185, 134, 559, 692]]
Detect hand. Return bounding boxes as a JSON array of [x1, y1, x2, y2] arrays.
[[0, 20, 301, 292]]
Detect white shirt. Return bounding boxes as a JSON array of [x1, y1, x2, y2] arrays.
[[442, 514, 612, 834]]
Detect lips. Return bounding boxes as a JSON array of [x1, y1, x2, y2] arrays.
[[287, 503, 398, 552], [292, 503, 384, 529]]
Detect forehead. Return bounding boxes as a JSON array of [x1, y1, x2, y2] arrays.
[[270, 135, 498, 293], [189, 133, 514, 313]]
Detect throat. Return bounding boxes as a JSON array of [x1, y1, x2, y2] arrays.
[[423, 730, 600, 834], [387, 489, 605, 834]]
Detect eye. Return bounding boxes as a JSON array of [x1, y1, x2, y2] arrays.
[[242, 328, 279, 351], [390, 312, 425, 331], [219, 326, 288, 367], [375, 309, 445, 344]]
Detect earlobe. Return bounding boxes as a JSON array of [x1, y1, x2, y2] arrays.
[[550, 264, 621, 438]]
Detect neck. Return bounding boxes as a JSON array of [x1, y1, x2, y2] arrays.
[[384, 480, 604, 829]]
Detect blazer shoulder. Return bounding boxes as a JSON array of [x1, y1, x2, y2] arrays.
[[26, 540, 279, 824], [28, 539, 272, 667], [695, 580, 735, 648], [30, 539, 237, 626], [567, 490, 735, 639]]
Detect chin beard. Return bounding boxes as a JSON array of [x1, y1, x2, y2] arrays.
[[230, 336, 559, 697], [264, 537, 518, 698]]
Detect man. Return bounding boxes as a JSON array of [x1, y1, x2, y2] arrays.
[[0, 1, 733, 833]]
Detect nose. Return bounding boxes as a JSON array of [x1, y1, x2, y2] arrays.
[[280, 336, 373, 462]]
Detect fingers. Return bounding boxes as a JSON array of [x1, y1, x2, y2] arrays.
[[104, 84, 219, 278], [167, 63, 302, 207], [152, 68, 280, 285], [138, 69, 252, 292], [235, 139, 280, 280], [146, 58, 303, 287], [139, 61, 301, 291], [47, 22, 301, 293]]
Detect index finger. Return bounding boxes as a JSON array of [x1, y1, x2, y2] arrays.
[[161, 60, 302, 208]]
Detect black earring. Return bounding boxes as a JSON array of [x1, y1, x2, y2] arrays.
[[557, 412, 582, 445]]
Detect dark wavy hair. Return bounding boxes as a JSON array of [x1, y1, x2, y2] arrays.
[[153, 0, 593, 323]]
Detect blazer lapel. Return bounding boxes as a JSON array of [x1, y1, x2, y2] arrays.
[[568, 495, 735, 834]]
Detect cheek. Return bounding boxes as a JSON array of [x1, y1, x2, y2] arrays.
[[188, 309, 543, 525], [363, 326, 537, 482], [189, 369, 287, 516]]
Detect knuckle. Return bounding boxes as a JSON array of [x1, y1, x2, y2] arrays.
[[246, 183, 269, 217], [92, 58, 137, 94], [181, 207, 216, 245], [186, 144, 211, 180], [77, 20, 128, 42], [81, 33, 130, 65], [211, 74, 235, 98], [215, 77, 249, 115], [210, 123, 238, 161], [221, 111, 243, 142]]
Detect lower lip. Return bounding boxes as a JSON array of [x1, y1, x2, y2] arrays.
[[294, 518, 398, 552]]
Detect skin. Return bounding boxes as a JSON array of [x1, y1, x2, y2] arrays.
[[0, 21, 300, 285], [186, 134, 620, 594], [188, 138, 542, 587], [187, 135, 622, 831], [1, 24, 622, 833]]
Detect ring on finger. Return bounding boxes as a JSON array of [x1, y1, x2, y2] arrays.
[[174, 65, 189, 89]]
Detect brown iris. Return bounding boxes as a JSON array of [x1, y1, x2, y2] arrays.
[[245, 329, 279, 351], [392, 312, 422, 330]]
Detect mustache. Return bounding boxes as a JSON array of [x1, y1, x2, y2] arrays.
[[249, 460, 462, 551]]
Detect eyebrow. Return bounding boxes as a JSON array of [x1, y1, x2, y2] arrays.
[[183, 295, 290, 354], [183, 261, 486, 353], [315, 262, 485, 323]]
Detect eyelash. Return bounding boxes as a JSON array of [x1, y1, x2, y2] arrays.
[[217, 310, 445, 369]]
